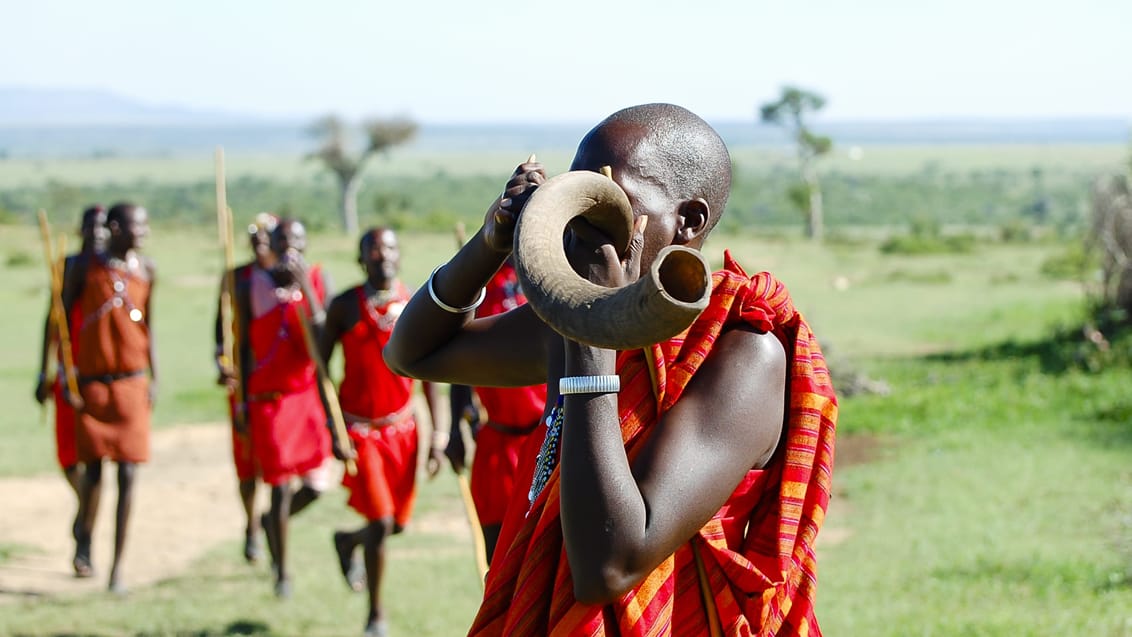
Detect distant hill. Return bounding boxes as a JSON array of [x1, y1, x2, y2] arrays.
[[0, 86, 1127, 158], [0, 86, 264, 126]]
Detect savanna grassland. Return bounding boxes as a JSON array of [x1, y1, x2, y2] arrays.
[[1, 141, 1130, 636]]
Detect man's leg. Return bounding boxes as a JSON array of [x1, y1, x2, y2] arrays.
[[268, 483, 293, 597], [62, 463, 82, 498], [482, 523, 502, 565], [239, 478, 261, 563], [333, 525, 366, 592], [108, 461, 136, 594], [288, 484, 320, 517], [73, 459, 103, 577], [362, 517, 395, 637]]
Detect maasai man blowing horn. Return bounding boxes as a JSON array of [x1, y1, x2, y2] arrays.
[[62, 201, 157, 594], [385, 104, 838, 636], [318, 227, 444, 637], [34, 204, 107, 576]]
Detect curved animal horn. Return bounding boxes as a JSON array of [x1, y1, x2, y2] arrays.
[[513, 170, 712, 350]]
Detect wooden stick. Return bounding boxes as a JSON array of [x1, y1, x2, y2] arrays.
[[215, 147, 244, 428], [293, 308, 357, 476], [37, 210, 79, 402], [453, 221, 467, 248], [457, 472, 489, 585]]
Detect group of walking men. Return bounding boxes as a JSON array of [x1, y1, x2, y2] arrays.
[[35, 103, 840, 637], [211, 214, 543, 637]]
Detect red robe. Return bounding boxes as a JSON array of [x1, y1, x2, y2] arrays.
[[245, 267, 331, 486], [337, 283, 420, 525], [75, 258, 151, 464], [52, 268, 86, 468], [471, 262, 548, 527], [469, 252, 838, 637]]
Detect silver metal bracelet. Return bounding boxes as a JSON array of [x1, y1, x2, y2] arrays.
[[559, 375, 621, 395], [427, 265, 486, 314]]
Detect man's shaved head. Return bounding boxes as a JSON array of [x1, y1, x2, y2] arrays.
[[572, 103, 732, 235]]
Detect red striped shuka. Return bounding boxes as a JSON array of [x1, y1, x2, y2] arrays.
[[468, 251, 838, 637]]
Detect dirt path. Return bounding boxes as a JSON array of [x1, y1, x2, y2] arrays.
[[0, 423, 249, 600], [0, 422, 861, 603]]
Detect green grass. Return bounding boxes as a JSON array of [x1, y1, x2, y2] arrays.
[[3, 219, 1132, 635]]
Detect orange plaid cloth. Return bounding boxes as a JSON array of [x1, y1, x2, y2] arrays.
[[468, 252, 838, 637]]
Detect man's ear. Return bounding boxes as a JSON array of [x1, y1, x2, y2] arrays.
[[674, 198, 710, 245]]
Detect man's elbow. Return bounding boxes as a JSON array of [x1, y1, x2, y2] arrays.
[[381, 344, 415, 378], [571, 565, 639, 606]]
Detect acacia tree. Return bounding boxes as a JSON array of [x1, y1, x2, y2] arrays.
[[307, 115, 418, 234], [760, 86, 833, 241], [1089, 173, 1132, 314]]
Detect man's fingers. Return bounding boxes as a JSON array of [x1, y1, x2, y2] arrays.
[[627, 216, 648, 264]]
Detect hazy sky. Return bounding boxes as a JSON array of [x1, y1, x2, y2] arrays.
[[7, 0, 1131, 124]]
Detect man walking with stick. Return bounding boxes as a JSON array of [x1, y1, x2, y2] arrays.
[[242, 218, 338, 598], [214, 212, 278, 563], [62, 202, 157, 594], [34, 204, 106, 576], [319, 227, 444, 637]]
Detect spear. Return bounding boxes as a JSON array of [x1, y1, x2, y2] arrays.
[[37, 210, 79, 405], [451, 218, 492, 585], [215, 147, 243, 428], [293, 308, 357, 476]]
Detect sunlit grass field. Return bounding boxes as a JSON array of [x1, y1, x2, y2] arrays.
[[1, 202, 1131, 632]]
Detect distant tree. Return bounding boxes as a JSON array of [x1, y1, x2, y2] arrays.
[[760, 86, 833, 241], [1089, 173, 1132, 315], [307, 115, 418, 234]]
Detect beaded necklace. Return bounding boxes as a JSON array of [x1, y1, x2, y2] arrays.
[[81, 257, 144, 330], [362, 283, 404, 332], [527, 395, 565, 507]]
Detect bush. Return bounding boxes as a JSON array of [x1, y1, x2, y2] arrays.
[[1040, 242, 1095, 281], [879, 233, 976, 255]]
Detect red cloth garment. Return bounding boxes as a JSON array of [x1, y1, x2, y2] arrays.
[[52, 298, 84, 468], [336, 282, 422, 524], [469, 426, 531, 527], [228, 390, 257, 481], [245, 266, 330, 486], [470, 263, 548, 527], [75, 258, 151, 464], [337, 283, 413, 420], [52, 378, 78, 468], [342, 417, 419, 526], [468, 252, 838, 637]]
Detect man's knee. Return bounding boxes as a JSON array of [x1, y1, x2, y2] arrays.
[[118, 462, 136, 484], [366, 517, 396, 542]]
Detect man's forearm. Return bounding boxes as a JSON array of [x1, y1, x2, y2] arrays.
[[385, 229, 505, 375], [559, 343, 647, 601]]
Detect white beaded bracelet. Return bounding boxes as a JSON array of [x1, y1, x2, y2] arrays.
[[559, 375, 621, 395], [427, 265, 486, 314]]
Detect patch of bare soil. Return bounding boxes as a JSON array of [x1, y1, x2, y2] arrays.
[[0, 423, 244, 601]]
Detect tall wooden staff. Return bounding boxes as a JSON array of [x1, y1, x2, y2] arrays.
[[293, 308, 357, 476], [452, 218, 491, 584], [37, 210, 80, 406], [215, 147, 243, 427]]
